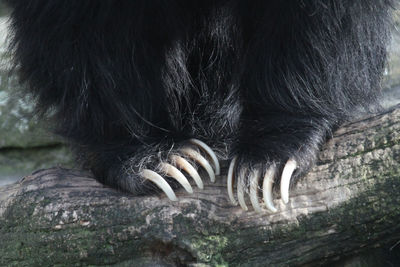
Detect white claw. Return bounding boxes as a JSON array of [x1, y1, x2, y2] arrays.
[[249, 169, 263, 213], [180, 147, 216, 183], [227, 157, 238, 205], [141, 169, 178, 201], [262, 166, 278, 213], [237, 167, 248, 211], [189, 139, 220, 175], [280, 159, 297, 204], [159, 163, 193, 194], [170, 155, 204, 189]]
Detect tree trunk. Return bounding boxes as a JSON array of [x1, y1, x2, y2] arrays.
[[1, 106, 400, 266]]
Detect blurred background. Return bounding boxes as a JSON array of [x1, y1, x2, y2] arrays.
[[0, 2, 73, 187]]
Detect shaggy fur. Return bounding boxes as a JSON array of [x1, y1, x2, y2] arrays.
[[6, 0, 394, 195]]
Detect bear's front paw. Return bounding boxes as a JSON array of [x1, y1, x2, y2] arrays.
[[141, 139, 220, 201], [227, 157, 298, 213]]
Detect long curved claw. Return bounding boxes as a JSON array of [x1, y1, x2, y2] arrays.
[[170, 155, 204, 189], [237, 167, 248, 211], [159, 163, 193, 194], [249, 169, 263, 213], [262, 165, 278, 213], [180, 147, 216, 182], [141, 169, 178, 201], [280, 159, 297, 204], [227, 157, 238, 205], [189, 139, 220, 175]]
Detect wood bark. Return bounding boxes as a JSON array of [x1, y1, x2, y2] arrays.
[[1, 105, 400, 266]]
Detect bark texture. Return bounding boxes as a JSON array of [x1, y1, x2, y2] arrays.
[[1, 106, 400, 266]]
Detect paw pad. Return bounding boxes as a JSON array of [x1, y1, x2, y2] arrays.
[[140, 139, 220, 201]]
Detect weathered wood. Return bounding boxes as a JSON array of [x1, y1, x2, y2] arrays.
[[1, 106, 400, 266]]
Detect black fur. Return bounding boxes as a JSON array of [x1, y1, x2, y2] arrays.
[[6, 1, 394, 195]]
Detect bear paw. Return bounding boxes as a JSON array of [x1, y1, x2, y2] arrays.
[[140, 139, 220, 201], [227, 157, 297, 213]]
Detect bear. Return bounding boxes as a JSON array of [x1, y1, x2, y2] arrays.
[[5, 0, 394, 212]]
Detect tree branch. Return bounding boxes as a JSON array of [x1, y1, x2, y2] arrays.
[[1, 105, 400, 266]]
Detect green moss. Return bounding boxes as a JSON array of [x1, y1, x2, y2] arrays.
[[190, 235, 229, 264]]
